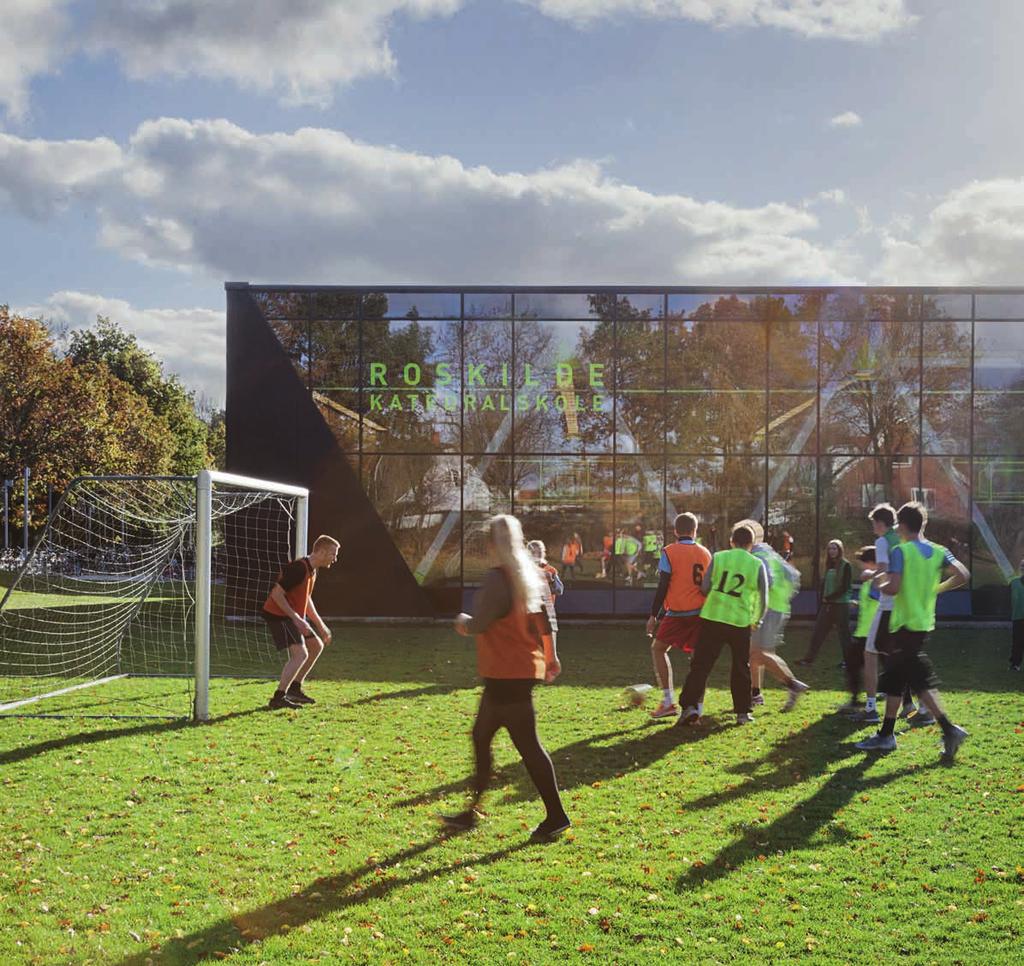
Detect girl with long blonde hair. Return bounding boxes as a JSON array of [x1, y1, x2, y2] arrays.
[[446, 515, 570, 840]]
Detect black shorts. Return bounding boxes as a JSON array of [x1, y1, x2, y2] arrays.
[[878, 630, 940, 695], [262, 613, 312, 651]]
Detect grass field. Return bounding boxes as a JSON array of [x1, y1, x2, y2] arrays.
[[1, 624, 1022, 964]]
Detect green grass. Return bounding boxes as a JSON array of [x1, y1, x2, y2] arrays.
[[1, 625, 1022, 964]]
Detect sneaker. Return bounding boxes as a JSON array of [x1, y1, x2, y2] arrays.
[[1010, 663, 1022, 672], [782, 680, 809, 712], [941, 725, 969, 761], [441, 809, 479, 831], [531, 815, 571, 841], [908, 711, 936, 728], [268, 692, 301, 710], [837, 700, 864, 716], [855, 708, 881, 726], [287, 687, 315, 705], [855, 732, 897, 752], [751, 693, 765, 707], [898, 704, 916, 719], [735, 712, 755, 725], [649, 701, 679, 720], [676, 706, 701, 727]]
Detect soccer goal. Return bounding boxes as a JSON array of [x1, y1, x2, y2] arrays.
[[0, 470, 308, 721]]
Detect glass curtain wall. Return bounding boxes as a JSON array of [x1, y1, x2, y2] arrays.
[[249, 287, 1024, 617]]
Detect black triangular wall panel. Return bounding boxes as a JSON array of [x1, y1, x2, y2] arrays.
[[226, 288, 434, 617]]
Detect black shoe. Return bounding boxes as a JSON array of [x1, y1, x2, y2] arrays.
[[441, 809, 479, 831], [531, 815, 571, 841], [287, 686, 315, 705], [268, 692, 301, 710]]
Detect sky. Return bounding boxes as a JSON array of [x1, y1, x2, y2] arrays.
[[2, 0, 1024, 404]]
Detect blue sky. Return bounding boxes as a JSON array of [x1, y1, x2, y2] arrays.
[[2, 0, 1023, 402]]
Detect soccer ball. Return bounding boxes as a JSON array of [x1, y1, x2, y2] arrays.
[[622, 683, 653, 707]]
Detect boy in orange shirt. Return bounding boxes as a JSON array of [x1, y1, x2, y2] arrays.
[[645, 513, 712, 719]]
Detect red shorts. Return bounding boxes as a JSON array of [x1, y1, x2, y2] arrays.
[[655, 615, 702, 653]]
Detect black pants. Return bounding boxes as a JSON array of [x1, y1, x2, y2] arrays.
[[845, 635, 866, 700], [878, 630, 940, 695], [679, 619, 752, 715], [1012, 619, 1024, 666], [471, 680, 566, 822], [804, 602, 852, 663]]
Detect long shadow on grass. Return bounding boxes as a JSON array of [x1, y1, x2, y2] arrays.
[[116, 835, 531, 965], [0, 708, 262, 767], [343, 683, 468, 707], [394, 720, 712, 810], [675, 757, 936, 892]]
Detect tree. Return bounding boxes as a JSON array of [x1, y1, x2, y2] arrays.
[[68, 317, 210, 474], [0, 308, 176, 531]]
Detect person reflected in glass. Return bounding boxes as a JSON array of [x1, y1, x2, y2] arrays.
[[797, 539, 853, 667]]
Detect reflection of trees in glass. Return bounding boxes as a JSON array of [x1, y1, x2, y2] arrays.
[[365, 454, 460, 586], [667, 457, 764, 553]]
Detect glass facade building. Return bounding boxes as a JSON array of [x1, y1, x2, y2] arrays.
[[226, 285, 1024, 618]]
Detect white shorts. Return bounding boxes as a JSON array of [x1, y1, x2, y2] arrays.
[[752, 610, 788, 651], [864, 607, 889, 655]]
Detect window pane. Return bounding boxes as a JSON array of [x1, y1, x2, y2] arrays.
[[666, 456, 765, 554], [766, 457, 816, 605], [768, 390, 816, 454], [920, 294, 971, 319], [666, 390, 766, 454], [463, 319, 513, 456], [309, 291, 360, 319], [614, 456, 666, 610], [514, 456, 613, 610], [515, 292, 601, 318], [463, 456, 514, 585], [972, 458, 1024, 616], [974, 322, 1024, 455], [820, 319, 919, 454], [975, 293, 1024, 319], [464, 293, 511, 318], [667, 293, 757, 319], [515, 319, 612, 453], [362, 319, 461, 453], [769, 317, 817, 390], [920, 457, 971, 616], [818, 454, 911, 556], [266, 318, 309, 386], [253, 290, 307, 319], [363, 454, 461, 589], [618, 294, 665, 317], [667, 317, 766, 389], [366, 291, 460, 319], [309, 320, 358, 391]]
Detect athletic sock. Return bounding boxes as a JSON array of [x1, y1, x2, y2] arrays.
[[662, 688, 673, 704], [865, 696, 877, 712], [879, 716, 896, 737]]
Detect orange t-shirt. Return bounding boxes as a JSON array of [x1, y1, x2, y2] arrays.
[[262, 557, 316, 618], [662, 540, 712, 614]]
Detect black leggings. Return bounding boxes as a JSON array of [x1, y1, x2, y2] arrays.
[[472, 680, 566, 822], [804, 602, 852, 663]]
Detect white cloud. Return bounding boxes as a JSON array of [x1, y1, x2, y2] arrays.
[[87, 0, 464, 108], [0, 132, 122, 216], [19, 291, 226, 403], [521, 0, 915, 40], [828, 110, 863, 127], [877, 178, 1024, 284], [0, 116, 853, 284], [0, 0, 71, 121]]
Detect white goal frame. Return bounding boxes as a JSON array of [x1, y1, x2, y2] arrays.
[[0, 470, 308, 722], [194, 470, 308, 721]]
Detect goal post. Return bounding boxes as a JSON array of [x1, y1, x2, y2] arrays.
[[0, 472, 309, 720], [193, 470, 309, 721]]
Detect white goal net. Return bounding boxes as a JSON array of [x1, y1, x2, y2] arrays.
[[0, 471, 308, 719]]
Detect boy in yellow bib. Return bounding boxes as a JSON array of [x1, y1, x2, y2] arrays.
[[855, 502, 970, 760], [677, 523, 768, 726]]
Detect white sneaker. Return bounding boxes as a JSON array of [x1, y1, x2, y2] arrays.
[[855, 732, 897, 752], [676, 706, 701, 727], [782, 679, 809, 712], [751, 693, 765, 707], [941, 725, 969, 761], [736, 712, 755, 725]]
